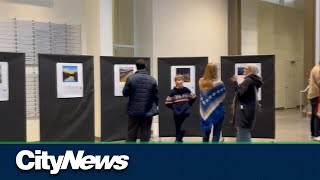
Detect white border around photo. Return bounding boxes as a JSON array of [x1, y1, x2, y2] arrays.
[[0, 62, 9, 101], [114, 64, 137, 96], [56, 63, 83, 98]]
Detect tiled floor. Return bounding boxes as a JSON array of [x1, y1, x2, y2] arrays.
[[27, 109, 312, 142]]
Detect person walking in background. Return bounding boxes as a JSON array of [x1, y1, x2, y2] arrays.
[[308, 64, 320, 141], [123, 59, 159, 142], [199, 63, 226, 142], [165, 74, 196, 143], [231, 64, 263, 142]]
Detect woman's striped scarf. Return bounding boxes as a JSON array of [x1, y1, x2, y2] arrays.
[[200, 82, 226, 131]]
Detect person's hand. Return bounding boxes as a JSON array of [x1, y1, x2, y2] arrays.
[[231, 75, 237, 82]]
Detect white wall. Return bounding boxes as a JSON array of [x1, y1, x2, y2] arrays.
[[134, 0, 229, 85], [99, 0, 113, 56], [84, 0, 100, 57], [241, 0, 258, 55], [84, 0, 101, 139], [84, 0, 113, 139], [152, 0, 228, 79], [0, 0, 84, 23]]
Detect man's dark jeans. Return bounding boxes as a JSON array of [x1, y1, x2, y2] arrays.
[[126, 116, 153, 142]]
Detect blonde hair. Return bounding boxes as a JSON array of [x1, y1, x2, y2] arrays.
[[199, 63, 218, 90], [175, 74, 184, 81]]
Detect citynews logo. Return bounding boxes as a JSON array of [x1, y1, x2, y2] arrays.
[[16, 150, 129, 175]]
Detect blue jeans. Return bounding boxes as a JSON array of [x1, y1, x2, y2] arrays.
[[236, 127, 251, 142], [203, 116, 224, 142]]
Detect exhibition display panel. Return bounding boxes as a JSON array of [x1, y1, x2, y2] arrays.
[[0, 52, 26, 141], [158, 57, 208, 138], [39, 54, 94, 141], [100, 56, 151, 142], [221, 55, 275, 139]]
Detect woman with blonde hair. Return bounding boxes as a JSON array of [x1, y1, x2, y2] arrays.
[[199, 63, 226, 142]]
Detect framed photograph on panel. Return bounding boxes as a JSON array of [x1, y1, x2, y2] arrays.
[[0, 62, 9, 101], [56, 63, 83, 98], [114, 64, 137, 96], [171, 65, 196, 93]]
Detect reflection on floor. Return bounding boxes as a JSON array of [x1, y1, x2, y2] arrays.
[[27, 109, 312, 142], [159, 109, 312, 143], [274, 108, 310, 142]]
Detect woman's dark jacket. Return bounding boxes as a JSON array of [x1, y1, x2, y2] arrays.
[[232, 74, 263, 130]]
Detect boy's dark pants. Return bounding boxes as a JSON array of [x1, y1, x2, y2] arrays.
[[174, 114, 189, 142], [126, 116, 153, 142]]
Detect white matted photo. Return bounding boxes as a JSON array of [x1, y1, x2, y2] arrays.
[[171, 65, 196, 93], [235, 63, 262, 100], [0, 62, 9, 101], [56, 63, 83, 98], [114, 64, 137, 96]]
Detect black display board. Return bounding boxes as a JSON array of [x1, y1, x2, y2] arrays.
[[158, 57, 208, 137], [221, 55, 275, 139], [100, 56, 151, 142], [0, 52, 25, 141], [39, 54, 94, 141]]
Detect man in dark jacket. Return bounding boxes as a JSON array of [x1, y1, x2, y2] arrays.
[[123, 59, 159, 142]]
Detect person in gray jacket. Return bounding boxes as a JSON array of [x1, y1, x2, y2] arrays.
[[123, 59, 159, 142], [231, 64, 263, 142]]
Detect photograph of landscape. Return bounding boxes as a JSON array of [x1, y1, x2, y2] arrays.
[[63, 66, 78, 82], [119, 67, 134, 82]]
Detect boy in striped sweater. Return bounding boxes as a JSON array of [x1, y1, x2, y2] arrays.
[[165, 75, 196, 142]]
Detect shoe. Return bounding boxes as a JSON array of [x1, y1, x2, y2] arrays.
[[312, 136, 320, 142]]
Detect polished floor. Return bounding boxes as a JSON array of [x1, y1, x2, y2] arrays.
[[274, 109, 310, 142], [158, 108, 312, 143], [27, 109, 312, 142]]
